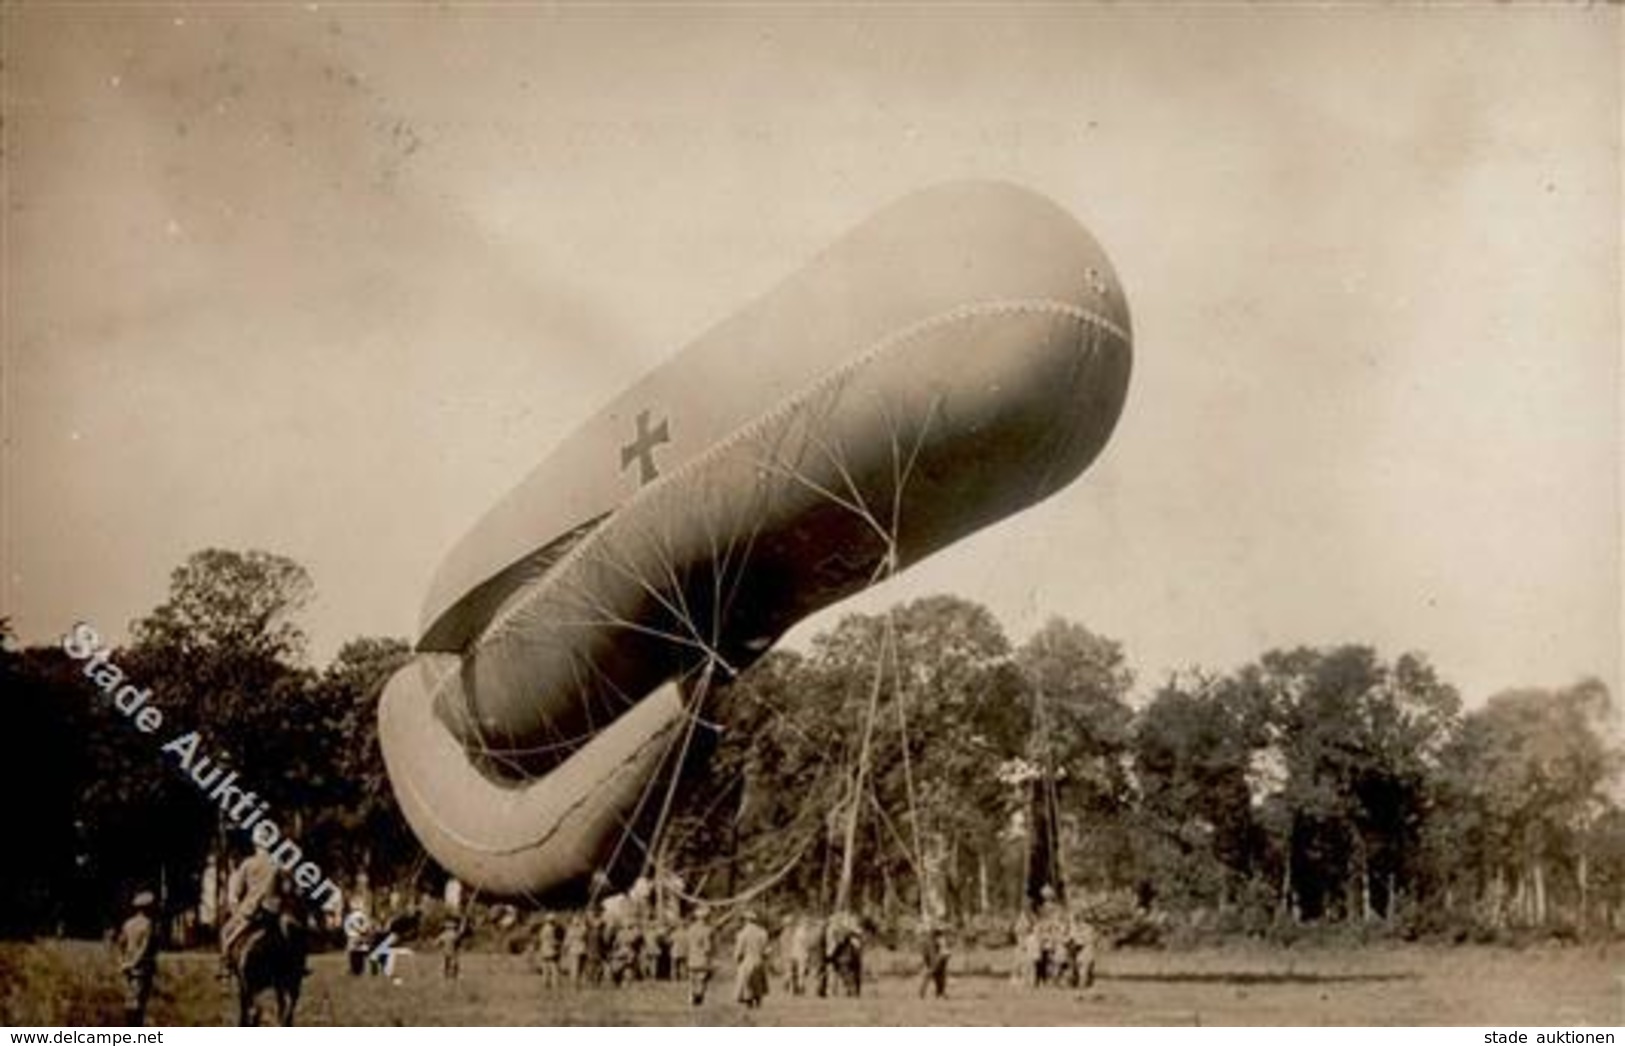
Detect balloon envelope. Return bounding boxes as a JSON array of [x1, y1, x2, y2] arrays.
[[380, 181, 1133, 897]]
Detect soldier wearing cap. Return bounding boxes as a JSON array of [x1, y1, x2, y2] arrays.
[[681, 904, 716, 1006], [732, 907, 770, 1008], [116, 891, 160, 1026]]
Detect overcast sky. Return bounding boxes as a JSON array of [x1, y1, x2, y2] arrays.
[[4, 4, 1618, 708]]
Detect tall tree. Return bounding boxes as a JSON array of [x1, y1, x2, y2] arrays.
[[1434, 680, 1616, 927], [307, 637, 415, 883], [1017, 618, 1136, 901], [808, 596, 1021, 918], [1255, 646, 1459, 922], [118, 549, 322, 917], [1133, 669, 1272, 915]]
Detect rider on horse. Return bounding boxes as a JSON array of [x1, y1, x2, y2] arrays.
[[222, 839, 309, 1025], [222, 840, 286, 964]]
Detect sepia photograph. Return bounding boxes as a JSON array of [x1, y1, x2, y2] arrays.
[[1, 1, 1620, 1029]]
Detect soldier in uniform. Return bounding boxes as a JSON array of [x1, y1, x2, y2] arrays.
[[534, 910, 563, 989], [221, 842, 284, 963], [918, 920, 950, 999], [344, 907, 370, 976], [436, 913, 468, 980], [825, 910, 864, 997], [1063, 911, 1098, 989], [609, 918, 640, 986], [681, 904, 716, 1006], [787, 916, 813, 995], [1016, 914, 1042, 988], [640, 919, 663, 982], [732, 907, 770, 1008], [115, 891, 159, 1026], [651, 917, 676, 981], [1035, 885, 1064, 987], [589, 910, 611, 985], [562, 912, 589, 986]]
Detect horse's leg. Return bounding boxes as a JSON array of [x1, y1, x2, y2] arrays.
[[278, 983, 300, 1027], [252, 985, 284, 1027]]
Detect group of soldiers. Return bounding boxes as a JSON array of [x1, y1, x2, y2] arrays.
[[110, 852, 1100, 1025], [513, 895, 1102, 1005], [518, 902, 875, 1006], [1015, 888, 1099, 990], [523, 907, 687, 989]]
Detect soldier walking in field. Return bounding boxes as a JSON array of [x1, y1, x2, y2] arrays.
[[115, 890, 160, 1026], [787, 915, 816, 995], [534, 910, 563, 989], [733, 908, 770, 1008], [825, 910, 864, 997], [682, 904, 716, 1006], [437, 913, 469, 980], [918, 920, 950, 999]]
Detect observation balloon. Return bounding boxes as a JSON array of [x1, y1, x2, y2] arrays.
[[379, 181, 1134, 897]]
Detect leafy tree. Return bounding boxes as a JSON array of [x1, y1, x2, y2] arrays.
[[306, 637, 415, 883], [131, 549, 313, 662], [815, 597, 1022, 917], [1133, 670, 1271, 915], [1, 635, 87, 936], [1434, 680, 1617, 927], [1249, 646, 1459, 922], [1016, 618, 1137, 899]]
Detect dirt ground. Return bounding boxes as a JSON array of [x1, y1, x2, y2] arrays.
[[4, 939, 1621, 1026]]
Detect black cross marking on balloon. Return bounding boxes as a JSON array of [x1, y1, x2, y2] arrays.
[[620, 409, 670, 486]]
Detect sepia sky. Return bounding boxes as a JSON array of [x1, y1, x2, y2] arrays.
[[3, 4, 1619, 708]]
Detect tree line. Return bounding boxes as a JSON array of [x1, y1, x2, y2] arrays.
[[667, 596, 1622, 942], [2, 548, 1620, 943]]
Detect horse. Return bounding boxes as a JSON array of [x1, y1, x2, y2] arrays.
[[228, 912, 309, 1026]]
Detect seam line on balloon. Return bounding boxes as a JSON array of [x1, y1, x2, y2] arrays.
[[474, 298, 1120, 651]]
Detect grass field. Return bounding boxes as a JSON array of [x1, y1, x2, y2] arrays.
[[3, 939, 1621, 1027]]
